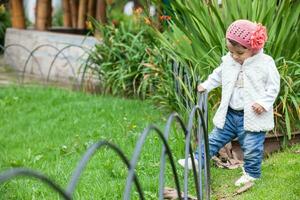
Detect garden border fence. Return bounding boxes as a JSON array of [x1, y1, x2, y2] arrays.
[[0, 43, 95, 89]]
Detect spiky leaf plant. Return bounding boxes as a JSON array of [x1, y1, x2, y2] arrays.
[[154, 0, 300, 138]]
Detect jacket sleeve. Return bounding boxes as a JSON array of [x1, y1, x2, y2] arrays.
[[256, 59, 280, 111], [201, 65, 222, 92]]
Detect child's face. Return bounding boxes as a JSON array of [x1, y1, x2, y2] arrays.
[[226, 40, 254, 65]]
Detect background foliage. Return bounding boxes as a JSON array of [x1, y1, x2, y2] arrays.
[[83, 10, 168, 99], [0, 4, 11, 50]]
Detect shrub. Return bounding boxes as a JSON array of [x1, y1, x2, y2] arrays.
[[83, 13, 167, 99]]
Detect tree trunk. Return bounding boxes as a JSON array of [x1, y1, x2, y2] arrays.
[[35, 0, 51, 30], [87, 0, 96, 19], [62, 0, 72, 27], [70, 0, 79, 28], [77, 0, 87, 29], [96, 0, 107, 24], [47, 0, 52, 28], [10, 0, 26, 29]]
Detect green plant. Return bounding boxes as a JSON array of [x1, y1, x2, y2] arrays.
[[52, 6, 63, 27], [0, 4, 11, 50], [154, 0, 300, 139], [83, 16, 167, 99]]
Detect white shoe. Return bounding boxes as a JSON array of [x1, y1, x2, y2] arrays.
[[234, 173, 257, 186], [178, 158, 198, 170]]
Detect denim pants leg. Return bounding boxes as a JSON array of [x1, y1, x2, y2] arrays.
[[195, 108, 266, 178], [237, 130, 266, 178], [233, 109, 266, 178]]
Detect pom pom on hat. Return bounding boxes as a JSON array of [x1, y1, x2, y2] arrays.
[[226, 19, 268, 51]]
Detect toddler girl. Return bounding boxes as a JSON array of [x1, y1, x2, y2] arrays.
[[178, 19, 280, 186]]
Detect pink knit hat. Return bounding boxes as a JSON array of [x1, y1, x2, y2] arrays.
[[226, 19, 268, 52]]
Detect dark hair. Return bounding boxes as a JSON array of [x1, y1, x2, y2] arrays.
[[228, 38, 247, 49]]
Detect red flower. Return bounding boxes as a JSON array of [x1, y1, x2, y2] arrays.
[[250, 23, 268, 50], [160, 15, 171, 21]]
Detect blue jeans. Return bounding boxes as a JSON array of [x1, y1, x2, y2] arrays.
[[195, 107, 266, 178]]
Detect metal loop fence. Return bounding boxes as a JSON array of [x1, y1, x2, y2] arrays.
[[0, 43, 91, 87]]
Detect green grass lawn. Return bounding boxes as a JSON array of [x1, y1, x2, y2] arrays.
[[211, 145, 300, 200], [0, 85, 299, 200]]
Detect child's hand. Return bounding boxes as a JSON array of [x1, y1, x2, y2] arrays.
[[197, 84, 206, 93], [252, 103, 266, 115]]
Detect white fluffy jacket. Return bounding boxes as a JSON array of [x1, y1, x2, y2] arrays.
[[202, 51, 280, 132]]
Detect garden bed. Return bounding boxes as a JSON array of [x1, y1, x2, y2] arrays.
[[232, 132, 300, 160]]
